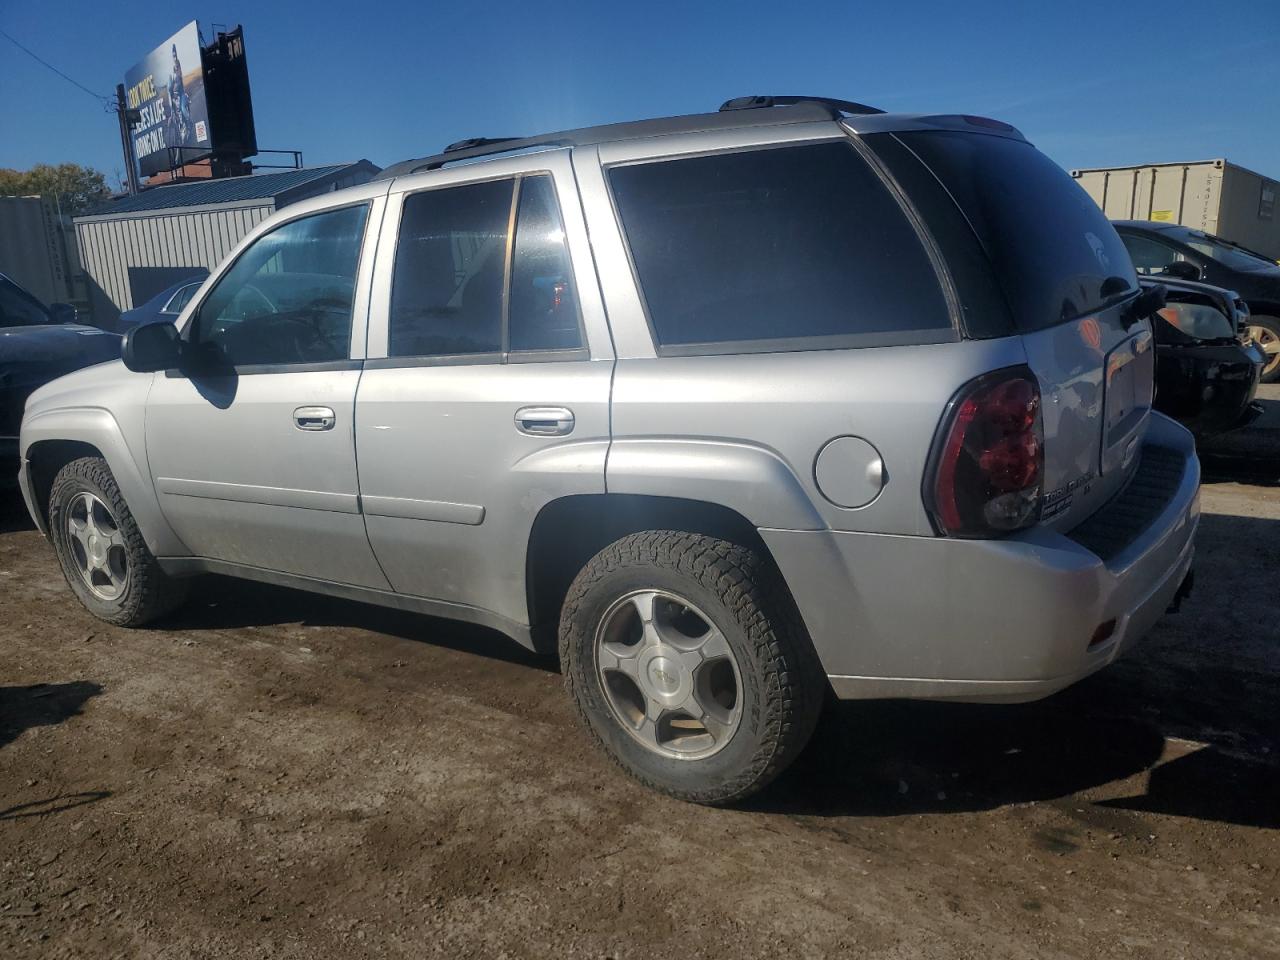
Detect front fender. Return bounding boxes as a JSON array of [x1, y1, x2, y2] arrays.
[[20, 407, 187, 556], [605, 438, 824, 530]]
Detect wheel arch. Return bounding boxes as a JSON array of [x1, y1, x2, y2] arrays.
[[1242, 302, 1280, 321], [24, 438, 103, 534], [21, 408, 186, 555], [524, 492, 791, 654]]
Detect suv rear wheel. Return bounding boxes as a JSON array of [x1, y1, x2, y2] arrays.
[[560, 531, 824, 804], [48, 457, 187, 626]]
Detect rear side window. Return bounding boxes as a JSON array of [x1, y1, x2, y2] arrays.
[[390, 179, 512, 358], [896, 132, 1137, 330], [388, 175, 584, 359], [608, 141, 952, 352], [509, 176, 581, 352]]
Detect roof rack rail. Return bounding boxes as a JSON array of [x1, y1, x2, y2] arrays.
[[442, 136, 522, 154], [378, 135, 574, 178], [719, 95, 885, 116], [378, 97, 877, 180]]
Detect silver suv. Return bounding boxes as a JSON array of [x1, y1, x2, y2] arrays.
[[18, 97, 1200, 804]]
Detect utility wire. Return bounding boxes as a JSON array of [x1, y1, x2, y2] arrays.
[[0, 27, 115, 112]]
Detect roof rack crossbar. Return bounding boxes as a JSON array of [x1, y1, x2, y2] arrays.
[[719, 95, 885, 116]]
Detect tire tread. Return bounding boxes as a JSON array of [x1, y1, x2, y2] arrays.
[[560, 530, 824, 805], [48, 456, 187, 626]]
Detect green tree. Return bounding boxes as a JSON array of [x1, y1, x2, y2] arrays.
[[0, 162, 111, 215]]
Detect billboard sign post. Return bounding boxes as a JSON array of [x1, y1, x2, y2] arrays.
[[124, 21, 212, 178]]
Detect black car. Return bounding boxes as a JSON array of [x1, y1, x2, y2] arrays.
[[1114, 220, 1280, 382], [1145, 274, 1264, 437], [1, 273, 122, 483]]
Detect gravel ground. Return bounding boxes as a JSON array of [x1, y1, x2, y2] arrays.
[[2, 452, 1278, 958]]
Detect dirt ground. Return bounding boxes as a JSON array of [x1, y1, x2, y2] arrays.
[[2, 467, 1278, 958]]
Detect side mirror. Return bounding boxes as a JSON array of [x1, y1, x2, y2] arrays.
[[48, 302, 78, 324], [1163, 261, 1201, 282], [122, 321, 183, 372]]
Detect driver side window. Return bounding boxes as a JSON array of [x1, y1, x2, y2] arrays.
[[191, 204, 369, 367]]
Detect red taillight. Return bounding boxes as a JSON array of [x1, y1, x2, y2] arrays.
[[928, 368, 1044, 537]]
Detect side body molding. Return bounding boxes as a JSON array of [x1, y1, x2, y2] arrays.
[[605, 438, 825, 531], [20, 406, 188, 557]]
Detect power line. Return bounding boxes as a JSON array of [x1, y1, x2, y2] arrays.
[[0, 27, 115, 112]]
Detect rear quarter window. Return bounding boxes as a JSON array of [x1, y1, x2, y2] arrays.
[[608, 141, 953, 354], [895, 131, 1137, 331]]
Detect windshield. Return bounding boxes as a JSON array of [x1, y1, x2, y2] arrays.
[[894, 131, 1138, 331], [1171, 228, 1280, 273], [0, 275, 52, 328]]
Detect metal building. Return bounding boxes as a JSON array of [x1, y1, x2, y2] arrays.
[[1072, 159, 1280, 260], [73, 161, 379, 324]]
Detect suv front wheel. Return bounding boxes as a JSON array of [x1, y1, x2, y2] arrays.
[[560, 531, 824, 804], [47, 457, 187, 626]]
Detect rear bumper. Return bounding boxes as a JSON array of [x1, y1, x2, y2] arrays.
[[762, 413, 1200, 703]]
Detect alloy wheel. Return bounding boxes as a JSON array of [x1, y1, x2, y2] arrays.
[[595, 589, 743, 760], [66, 491, 129, 601], [1247, 323, 1280, 378]]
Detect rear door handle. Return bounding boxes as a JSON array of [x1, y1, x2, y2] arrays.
[[294, 406, 336, 431], [514, 406, 575, 437]]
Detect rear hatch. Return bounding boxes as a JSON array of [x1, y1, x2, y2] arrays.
[[870, 127, 1153, 531]]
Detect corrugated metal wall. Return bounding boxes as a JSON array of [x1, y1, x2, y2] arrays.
[[74, 202, 273, 321]]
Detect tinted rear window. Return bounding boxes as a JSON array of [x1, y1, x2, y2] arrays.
[[609, 141, 952, 352], [898, 132, 1137, 331]]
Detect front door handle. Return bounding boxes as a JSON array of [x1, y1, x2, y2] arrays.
[[514, 406, 575, 437], [294, 406, 336, 431]]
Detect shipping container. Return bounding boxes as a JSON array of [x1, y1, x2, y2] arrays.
[[1072, 159, 1280, 260], [0, 195, 77, 305]]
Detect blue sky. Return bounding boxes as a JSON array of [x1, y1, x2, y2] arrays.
[[2, 0, 1277, 186]]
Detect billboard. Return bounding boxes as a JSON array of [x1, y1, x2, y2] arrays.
[[203, 27, 257, 162], [124, 21, 211, 177]]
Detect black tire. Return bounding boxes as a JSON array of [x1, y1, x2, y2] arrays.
[[47, 456, 187, 626], [559, 530, 825, 805], [1247, 314, 1280, 383]]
